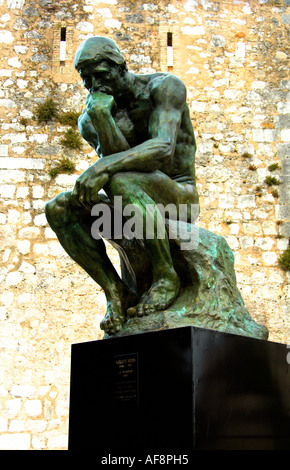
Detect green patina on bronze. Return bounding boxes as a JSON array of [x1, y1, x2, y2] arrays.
[[45, 36, 268, 340]]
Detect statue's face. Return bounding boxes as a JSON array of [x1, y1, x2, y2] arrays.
[[77, 60, 124, 97]]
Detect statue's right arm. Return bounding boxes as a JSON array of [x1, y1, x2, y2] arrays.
[[78, 109, 100, 153], [85, 92, 130, 157]]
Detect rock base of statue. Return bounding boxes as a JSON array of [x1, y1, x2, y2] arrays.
[[68, 327, 290, 451], [106, 221, 268, 340]]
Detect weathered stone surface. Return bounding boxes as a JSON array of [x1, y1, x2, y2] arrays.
[[0, 0, 289, 451], [106, 221, 268, 340]]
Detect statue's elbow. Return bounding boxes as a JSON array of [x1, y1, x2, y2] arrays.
[[159, 139, 174, 160], [45, 192, 71, 230]]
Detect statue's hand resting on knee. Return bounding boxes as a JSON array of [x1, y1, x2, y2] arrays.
[[71, 162, 110, 209]]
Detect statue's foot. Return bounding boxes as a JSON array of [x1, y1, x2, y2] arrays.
[[100, 298, 125, 334], [127, 271, 180, 317], [100, 288, 138, 334]]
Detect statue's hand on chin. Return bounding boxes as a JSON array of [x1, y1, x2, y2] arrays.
[[86, 92, 116, 116]]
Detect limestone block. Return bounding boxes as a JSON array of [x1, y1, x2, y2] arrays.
[[76, 21, 94, 32], [253, 129, 277, 142], [0, 158, 44, 170], [281, 130, 290, 141], [240, 236, 254, 248], [14, 45, 28, 54], [23, 5, 38, 17], [18, 227, 40, 239], [46, 434, 68, 450], [0, 184, 15, 198], [262, 252, 278, 266], [16, 186, 29, 198], [17, 79, 28, 89], [34, 213, 47, 226], [211, 34, 226, 47], [17, 240, 31, 255], [181, 26, 206, 35], [278, 101, 290, 114], [24, 400, 42, 417], [191, 101, 206, 113], [23, 212, 31, 224], [7, 0, 26, 8], [237, 195, 256, 209], [10, 385, 36, 397], [12, 146, 26, 154], [0, 417, 8, 432], [0, 30, 14, 43], [275, 115, 290, 129], [86, 0, 117, 3], [32, 185, 44, 198], [96, 7, 112, 18], [224, 234, 239, 249], [0, 99, 16, 108], [3, 78, 14, 88], [32, 435, 45, 449], [130, 54, 151, 65], [277, 143, 290, 157], [3, 133, 26, 144], [19, 261, 36, 274], [6, 271, 22, 286], [255, 237, 274, 251], [7, 57, 21, 68], [5, 399, 21, 417], [218, 194, 235, 209], [7, 209, 20, 223], [0, 433, 30, 450], [281, 14, 290, 24], [0, 145, 8, 157], [186, 67, 199, 75]]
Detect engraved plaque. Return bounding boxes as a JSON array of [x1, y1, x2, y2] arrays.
[[113, 353, 138, 407]]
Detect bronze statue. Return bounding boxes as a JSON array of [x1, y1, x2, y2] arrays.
[[46, 37, 198, 333], [45, 36, 268, 340]]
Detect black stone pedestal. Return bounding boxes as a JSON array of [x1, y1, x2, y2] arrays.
[[68, 327, 290, 451]]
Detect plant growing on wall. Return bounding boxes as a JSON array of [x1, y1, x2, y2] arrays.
[[49, 156, 76, 178], [265, 175, 281, 186], [60, 127, 83, 150], [47, 107, 84, 177], [268, 163, 280, 172], [278, 247, 290, 272], [58, 111, 81, 127], [35, 98, 59, 123]]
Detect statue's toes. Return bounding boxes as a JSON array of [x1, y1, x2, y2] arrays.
[[112, 316, 124, 333], [135, 298, 169, 317], [127, 306, 137, 317], [100, 317, 111, 332], [158, 301, 168, 311], [136, 303, 154, 316]]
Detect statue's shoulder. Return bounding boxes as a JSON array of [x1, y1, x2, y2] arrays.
[[147, 72, 185, 90], [133, 72, 186, 106], [147, 73, 186, 105]]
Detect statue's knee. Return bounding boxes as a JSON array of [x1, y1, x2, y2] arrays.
[[45, 191, 71, 230], [108, 172, 131, 195]]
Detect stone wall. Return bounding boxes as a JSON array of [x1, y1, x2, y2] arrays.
[[0, 0, 289, 450]]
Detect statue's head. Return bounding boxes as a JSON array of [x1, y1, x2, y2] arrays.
[[74, 36, 126, 72], [74, 36, 129, 96]]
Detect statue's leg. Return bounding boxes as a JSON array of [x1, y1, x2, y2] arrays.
[[45, 191, 137, 333], [104, 170, 198, 317]]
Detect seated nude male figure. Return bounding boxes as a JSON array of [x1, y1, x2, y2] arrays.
[[45, 36, 199, 335]]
